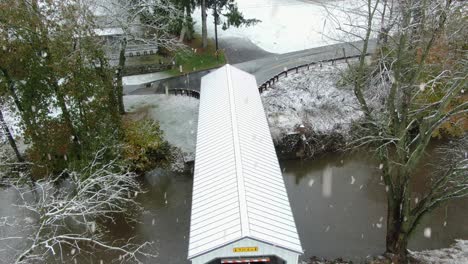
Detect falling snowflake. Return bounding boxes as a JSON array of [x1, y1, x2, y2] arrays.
[[308, 179, 314, 187], [88, 221, 96, 233], [379, 163, 384, 170], [419, 83, 426, 92], [424, 227, 432, 238], [350, 176, 355, 185]]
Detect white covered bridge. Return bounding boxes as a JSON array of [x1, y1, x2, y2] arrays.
[[188, 65, 303, 264]]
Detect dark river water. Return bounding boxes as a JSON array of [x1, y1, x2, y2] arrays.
[[1, 153, 467, 263], [96, 154, 468, 263]]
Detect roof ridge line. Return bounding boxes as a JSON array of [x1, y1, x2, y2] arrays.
[[225, 64, 250, 237]]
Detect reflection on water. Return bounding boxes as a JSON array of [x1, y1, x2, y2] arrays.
[[282, 156, 387, 261], [282, 154, 468, 262], [321, 165, 333, 198], [1, 154, 467, 263]]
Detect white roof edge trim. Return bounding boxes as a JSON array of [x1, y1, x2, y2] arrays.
[[226, 64, 250, 237], [188, 236, 303, 260]]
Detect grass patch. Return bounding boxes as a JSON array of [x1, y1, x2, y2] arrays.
[[168, 34, 226, 75], [125, 54, 171, 67]]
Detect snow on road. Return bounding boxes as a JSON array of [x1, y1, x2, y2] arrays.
[[123, 72, 172, 86], [193, 0, 374, 54]]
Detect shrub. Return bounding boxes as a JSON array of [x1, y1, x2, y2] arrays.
[[122, 119, 173, 174]]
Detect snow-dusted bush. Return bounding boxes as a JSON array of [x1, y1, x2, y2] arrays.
[[261, 61, 364, 157]]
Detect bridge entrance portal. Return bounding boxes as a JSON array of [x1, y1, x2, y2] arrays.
[[207, 255, 285, 264]]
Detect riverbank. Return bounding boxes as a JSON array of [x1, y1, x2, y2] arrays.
[[306, 240, 468, 263], [261, 60, 361, 158]]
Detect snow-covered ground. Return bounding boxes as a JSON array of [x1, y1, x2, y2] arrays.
[[193, 0, 376, 54], [122, 72, 172, 86], [303, 240, 468, 264], [0, 103, 22, 140], [124, 95, 199, 154], [262, 61, 361, 141], [410, 240, 468, 264]]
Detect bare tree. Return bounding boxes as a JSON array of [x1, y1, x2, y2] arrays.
[[0, 148, 155, 263], [344, 0, 467, 261]]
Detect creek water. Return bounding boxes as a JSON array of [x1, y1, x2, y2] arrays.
[[62, 153, 466, 263], [1, 153, 467, 263]]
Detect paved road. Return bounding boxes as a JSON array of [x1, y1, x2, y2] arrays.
[[125, 40, 377, 95], [219, 37, 275, 64]]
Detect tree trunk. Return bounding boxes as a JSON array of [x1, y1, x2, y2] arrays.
[[378, 0, 389, 44], [213, 4, 219, 51], [96, 57, 120, 120], [186, 4, 193, 40], [0, 68, 24, 113], [51, 82, 79, 143], [201, 0, 208, 49], [386, 223, 410, 262], [385, 190, 411, 262], [0, 108, 24, 162], [116, 38, 127, 115], [179, 27, 187, 42], [179, 7, 187, 42]]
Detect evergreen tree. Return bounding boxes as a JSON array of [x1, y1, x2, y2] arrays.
[[198, 0, 260, 49]]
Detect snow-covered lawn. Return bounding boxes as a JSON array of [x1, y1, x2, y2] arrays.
[[124, 95, 199, 154], [410, 240, 468, 264], [261, 61, 361, 142], [193, 0, 376, 54]]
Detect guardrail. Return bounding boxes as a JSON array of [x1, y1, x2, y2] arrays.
[[169, 88, 200, 99], [142, 53, 370, 100], [257, 53, 371, 93]]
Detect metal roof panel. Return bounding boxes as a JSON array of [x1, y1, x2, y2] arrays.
[[188, 65, 302, 259]]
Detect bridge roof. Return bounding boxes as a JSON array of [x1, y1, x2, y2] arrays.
[[188, 65, 302, 259]]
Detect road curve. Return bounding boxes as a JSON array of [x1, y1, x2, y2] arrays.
[[125, 40, 377, 95]]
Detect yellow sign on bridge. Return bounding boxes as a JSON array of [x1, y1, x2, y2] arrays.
[[233, 247, 258, 253]]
